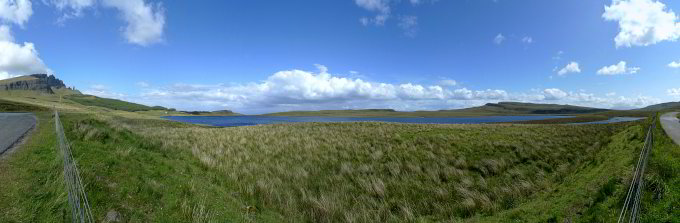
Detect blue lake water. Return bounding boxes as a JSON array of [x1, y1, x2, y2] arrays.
[[162, 115, 571, 127]]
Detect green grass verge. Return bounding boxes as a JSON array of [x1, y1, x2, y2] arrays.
[[0, 99, 49, 112], [0, 112, 67, 222], [640, 116, 680, 221]]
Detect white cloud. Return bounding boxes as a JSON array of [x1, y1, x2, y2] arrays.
[[557, 62, 581, 76], [47, 0, 95, 22], [0, 24, 12, 41], [543, 88, 568, 100], [355, 0, 390, 26], [123, 66, 664, 113], [0, 25, 52, 80], [596, 61, 640, 75], [102, 0, 165, 46], [603, 0, 680, 47], [398, 15, 418, 37], [606, 92, 617, 97], [438, 79, 457, 87], [521, 36, 533, 44], [669, 88, 680, 97], [83, 84, 126, 99], [0, 0, 32, 26], [493, 33, 505, 44], [668, 60, 680, 68], [138, 65, 515, 113], [355, 0, 389, 14]]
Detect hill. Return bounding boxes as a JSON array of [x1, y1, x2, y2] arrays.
[[452, 102, 610, 114], [177, 110, 242, 116], [637, 101, 680, 111], [64, 94, 171, 112], [0, 74, 79, 94], [263, 102, 609, 117]]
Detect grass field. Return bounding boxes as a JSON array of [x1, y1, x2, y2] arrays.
[[1, 97, 677, 221], [4, 112, 669, 222]]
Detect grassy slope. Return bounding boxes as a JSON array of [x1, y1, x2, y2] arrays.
[[0, 112, 67, 222], [0, 99, 49, 112], [0, 75, 38, 84], [42, 114, 658, 221], [642, 117, 680, 221], [65, 95, 166, 112]]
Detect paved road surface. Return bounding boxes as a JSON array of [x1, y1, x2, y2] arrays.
[[0, 113, 36, 155], [660, 112, 680, 146]]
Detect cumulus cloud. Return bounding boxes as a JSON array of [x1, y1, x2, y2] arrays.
[[493, 33, 505, 44], [132, 65, 664, 113], [557, 62, 581, 76], [0, 0, 32, 26], [138, 65, 515, 113], [0, 25, 51, 80], [102, 0, 165, 46], [521, 36, 533, 44], [398, 15, 418, 37], [603, 0, 680, 47], [669, 60, 680, 68], [596, 61, 640, 75], [543, 88, 568, 100], [669, 88, 680, 97]]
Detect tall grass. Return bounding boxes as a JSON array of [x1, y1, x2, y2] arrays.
[[111, 117, 639, 221], [6, 112, 665, 221]]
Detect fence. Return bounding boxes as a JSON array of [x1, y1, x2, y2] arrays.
[[55, 111, 94, 223], [617, 115, 656, 223]]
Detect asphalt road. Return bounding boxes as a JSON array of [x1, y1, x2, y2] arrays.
[[0, 113, 36, 155], [660, 112, 680, 146]]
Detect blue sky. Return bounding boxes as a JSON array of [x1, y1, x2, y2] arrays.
[[1, 0, 680, 114]]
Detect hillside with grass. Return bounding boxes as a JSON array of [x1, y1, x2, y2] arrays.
[[64, 94, 171, 112], [3, 110, 677, 222], [637, 101, 680, 111]]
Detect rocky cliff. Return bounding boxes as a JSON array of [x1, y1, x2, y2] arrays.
[[0, 74, 68, 94]]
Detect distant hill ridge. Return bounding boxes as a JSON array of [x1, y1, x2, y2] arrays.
[[456, 102, 610, 114], [0, 74, 76, 94], [637, 101, 680, 111]]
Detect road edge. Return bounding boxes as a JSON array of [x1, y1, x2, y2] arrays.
[[0, 114, 38, 159]]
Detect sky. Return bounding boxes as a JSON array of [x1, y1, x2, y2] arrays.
[[1, 0, 680, 114]]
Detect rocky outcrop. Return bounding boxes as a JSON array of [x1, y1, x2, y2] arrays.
[[0, 74, 67, 94]]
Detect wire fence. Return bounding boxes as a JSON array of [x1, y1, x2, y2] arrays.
[[617, 115, 656, 223], [55, 111, 94, 223]]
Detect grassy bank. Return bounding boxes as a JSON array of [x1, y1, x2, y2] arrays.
[[0, 112, 67, 222], [0, 99, 49, 112], [56, 114, 651, 221], [640, 116, 680, 221], [506, 115, 609, 124], [4, 111, 676, 221]]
